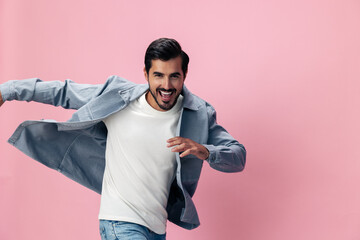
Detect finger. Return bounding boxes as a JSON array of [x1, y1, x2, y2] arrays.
[[179, 149, 192, 158], [167, 138, 186, 147], [171, 143, 187, 153], [167, 136, 183, 143]]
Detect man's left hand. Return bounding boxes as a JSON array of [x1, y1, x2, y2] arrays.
[[167, 137, 209, 160]]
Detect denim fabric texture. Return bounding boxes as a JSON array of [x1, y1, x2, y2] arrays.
[[99, 220, 166, 240], [0, 76, 246, 230]]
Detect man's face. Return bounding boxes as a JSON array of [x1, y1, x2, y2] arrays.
[[144, 56, 186, 111]]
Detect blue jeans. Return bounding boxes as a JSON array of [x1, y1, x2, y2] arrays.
[[99, 220, 166, 240]]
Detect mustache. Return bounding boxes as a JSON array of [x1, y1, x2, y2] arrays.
[[156, 88, 176, 94]]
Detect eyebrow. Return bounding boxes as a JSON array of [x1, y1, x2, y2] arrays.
[[152, 72, 181, 77], [170, 72, 181, 77], [153, 71, 164, 76]]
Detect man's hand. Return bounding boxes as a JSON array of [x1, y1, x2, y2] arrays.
[[167, 137, 209, 160], [0, 91, 3, 107]]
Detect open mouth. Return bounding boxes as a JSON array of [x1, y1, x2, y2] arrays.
[[158, 90, 175, 102]]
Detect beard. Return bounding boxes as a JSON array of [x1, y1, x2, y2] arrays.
[[148, 86, 179, 111]]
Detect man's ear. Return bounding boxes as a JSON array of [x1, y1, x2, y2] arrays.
[[143, 67, 148, 82]]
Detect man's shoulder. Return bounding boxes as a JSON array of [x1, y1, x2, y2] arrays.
[[182, 86, 215, 113], [104, 75, 138, 89]]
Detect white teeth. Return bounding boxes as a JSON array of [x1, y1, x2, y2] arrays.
[[160, 91, 172, 96]]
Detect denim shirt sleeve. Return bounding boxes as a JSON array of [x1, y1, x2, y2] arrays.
[[203, 104, 246, 173], [0, 80, 12, 102], [0, 77, 107, 110]]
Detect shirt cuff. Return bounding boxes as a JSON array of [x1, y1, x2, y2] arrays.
[[202, 144, 216, 163], [0, 81, 14, 101]]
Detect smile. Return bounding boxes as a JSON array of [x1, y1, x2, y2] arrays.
[[158, 90, 175, 102], [160, 90, 173, 96]]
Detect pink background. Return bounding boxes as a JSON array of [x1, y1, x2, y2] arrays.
[[0, 0, 359, 239]]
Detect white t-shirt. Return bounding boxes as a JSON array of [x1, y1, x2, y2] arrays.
[[99, 92, 183, 234]]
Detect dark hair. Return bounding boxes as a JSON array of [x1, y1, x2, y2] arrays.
[[144, 38, 189, 77]]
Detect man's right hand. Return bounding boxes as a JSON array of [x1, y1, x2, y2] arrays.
[[0, 91, 4, 107]]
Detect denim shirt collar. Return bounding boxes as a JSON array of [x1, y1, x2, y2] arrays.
[[119, 83, 201, 111]]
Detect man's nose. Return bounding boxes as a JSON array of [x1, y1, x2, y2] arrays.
[[162, 78, 173, 90]]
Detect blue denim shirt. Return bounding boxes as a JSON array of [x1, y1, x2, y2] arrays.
[[0, 75, 246, 229]]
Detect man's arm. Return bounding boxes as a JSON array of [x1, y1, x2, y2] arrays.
[[0, 90, 3, 107], [0, 78, 107, 110], [167, 137, 209, 160], [202, 104, 246, 172], [168, 103, 246, 173]]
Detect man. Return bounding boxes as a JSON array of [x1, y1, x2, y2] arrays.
[[0, 38, 246, 240]]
